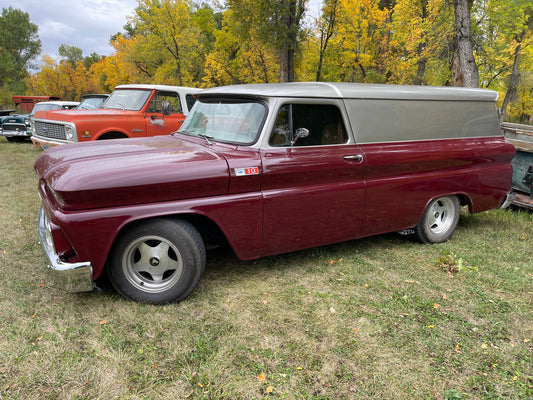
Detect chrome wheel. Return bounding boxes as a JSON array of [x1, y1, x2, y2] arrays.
[[426, 198, 456, 235], [121, 235, 184, 294], [108, 218, 205, 304], [415, 196, 460, 244]]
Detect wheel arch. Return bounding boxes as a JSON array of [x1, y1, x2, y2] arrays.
[[416, 192, 473, 223], [456, 192, 474, 213], [96, 131, 129, 140], [104, 213, 229, 272]]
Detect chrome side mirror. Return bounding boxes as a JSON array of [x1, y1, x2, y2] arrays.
[[292, 127, 309, 146], [161, 101, 171, 116]]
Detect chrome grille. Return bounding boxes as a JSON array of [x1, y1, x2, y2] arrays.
[[34, 121, 66, 140], [1, 123, 26, 131]]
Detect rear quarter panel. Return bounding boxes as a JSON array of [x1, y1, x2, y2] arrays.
[[358, 136, 515, 238]]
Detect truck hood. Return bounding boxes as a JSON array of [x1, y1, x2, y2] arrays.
[[35, 136, 230, 210], [33, 108, 138, 122]]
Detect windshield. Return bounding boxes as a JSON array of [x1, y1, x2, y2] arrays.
[[104, 89, 151, 111], [78, 96, 107, 110], [33, 104, 62, 113], [29, 103, 62, 117], [179, 99, 266, 145]]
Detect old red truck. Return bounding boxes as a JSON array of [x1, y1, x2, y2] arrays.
[[35, 82, 515, 304], [30, 84, 202, 149]]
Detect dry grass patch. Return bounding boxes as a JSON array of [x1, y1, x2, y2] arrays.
[[0, 138, 532, 399]]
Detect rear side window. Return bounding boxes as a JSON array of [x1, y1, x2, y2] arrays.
[[269, 104, 347, 147]]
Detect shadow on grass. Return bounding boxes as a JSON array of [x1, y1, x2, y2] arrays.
[[90, 231, 407, 302]]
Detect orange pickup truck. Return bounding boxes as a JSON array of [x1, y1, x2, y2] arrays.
[[30, 84, 202, 149]]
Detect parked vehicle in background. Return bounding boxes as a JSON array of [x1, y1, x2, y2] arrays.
[[1, 101, 79, 142], [30, 84, 202, 149], [35, 82, 515, 304], [11, 95, 61, 113], [501, 122, 533, 209], [76, 94, 109, 110]]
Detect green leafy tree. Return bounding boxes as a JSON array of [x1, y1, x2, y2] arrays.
[[131, 0, 200, 86], [203, 1, 279, 86], [224, 0, 308, 83], [315, 0, 340, 81], [0, 7, 41, 100], [331, 0, 391, 83], [83, 52, 103, 70], [387, 0, 454, 85], [474, 0, 532, 120], [58, 44, 84, 67]]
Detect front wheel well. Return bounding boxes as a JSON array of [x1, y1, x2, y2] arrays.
[[97, 131, 129, 140], [112, 214, 228, 256]]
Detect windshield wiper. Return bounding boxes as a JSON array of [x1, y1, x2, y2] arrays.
[[198, 133, 214, 146], [176, 130, 214, 146]]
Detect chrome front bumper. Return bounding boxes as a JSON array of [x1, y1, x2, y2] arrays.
[[0, 129, 30, 137], [38, 207, 94, 292], [31, 136, 64, 150]]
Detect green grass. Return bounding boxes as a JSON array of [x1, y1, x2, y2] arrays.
[[0, 137, 531, 399]]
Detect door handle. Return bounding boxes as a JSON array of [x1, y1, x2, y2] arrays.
[[343, 154, 364, 162]]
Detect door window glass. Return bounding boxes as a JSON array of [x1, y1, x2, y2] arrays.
[[269, 104, 347, 146], [149, 91, 182, 114]]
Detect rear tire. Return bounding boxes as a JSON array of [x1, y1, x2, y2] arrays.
[[415, 196, 460, 244], [108, 218, 205, 304]]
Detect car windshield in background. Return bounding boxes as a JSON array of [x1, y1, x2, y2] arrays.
[[78, 97, 107, 110], [32, 104, 62, 113], [104, 89, 151, 111], [179, 99, 266, 145]]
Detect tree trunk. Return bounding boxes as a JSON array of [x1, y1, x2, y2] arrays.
[[315, 0, 338, 82], [451, 52, 463, 87], [452, 0, 479, 87], [499, 43, 521, 123], [279, 0, 305, 83], [414, 0, 429, 85], [414, 42, 427, 85], [280, 42, 291, 83]]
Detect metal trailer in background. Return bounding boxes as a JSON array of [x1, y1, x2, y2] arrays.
[[502, 122, 533, 209]]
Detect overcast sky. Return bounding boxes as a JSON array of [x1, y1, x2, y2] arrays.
[[2, 0, 138, 58], [3, 0, 323, 62]]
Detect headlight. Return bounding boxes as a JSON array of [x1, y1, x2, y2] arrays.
[[25, 118, 30, 127], [65, 126, 74, 140]]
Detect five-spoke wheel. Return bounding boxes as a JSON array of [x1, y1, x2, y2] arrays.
[[415, 195, 460, 244], [108, 218, 205, 304]]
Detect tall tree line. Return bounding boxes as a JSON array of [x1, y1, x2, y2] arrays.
[[4, 0, 533, 122]]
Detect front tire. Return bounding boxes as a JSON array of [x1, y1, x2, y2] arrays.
[[108, 218, 205, 304], [415, 196, 460, 244]]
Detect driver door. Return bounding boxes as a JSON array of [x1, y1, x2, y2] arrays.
[[260, 102, 367, 256], [145, 90, 187, 136]]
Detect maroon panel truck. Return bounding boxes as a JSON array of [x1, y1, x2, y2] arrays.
[[35, 83, 516, 304]]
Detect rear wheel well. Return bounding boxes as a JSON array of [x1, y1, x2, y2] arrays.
[[97, 131, 128, 140], [457, 193, 473, 213]]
